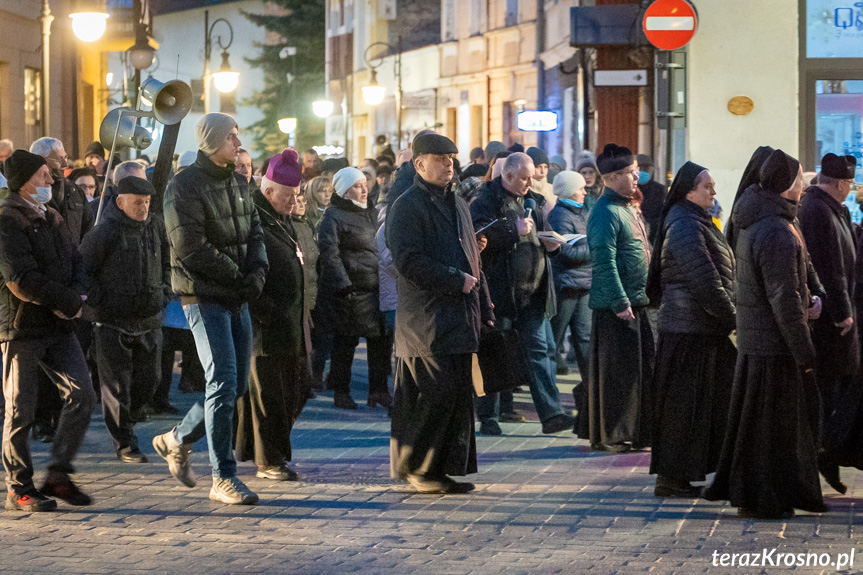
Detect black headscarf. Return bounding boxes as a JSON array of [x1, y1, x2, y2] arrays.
[[725, 146, 775, 253], [646, 161, 708, 305]]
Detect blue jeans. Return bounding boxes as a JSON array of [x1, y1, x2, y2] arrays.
[[512, 300, 565, 423], [550, 290, 592, 380], [174, 302, 252, 479]]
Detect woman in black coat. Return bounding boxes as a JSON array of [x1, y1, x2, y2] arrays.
[[316, 167, 390, 410], [646, 162, 736, 498], [703, 150, 826, 519]]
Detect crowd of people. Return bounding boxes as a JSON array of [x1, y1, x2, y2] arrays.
[[0, 113, 861, 519]]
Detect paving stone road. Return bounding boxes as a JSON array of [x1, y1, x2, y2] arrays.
[[1, 349, 862, 574]]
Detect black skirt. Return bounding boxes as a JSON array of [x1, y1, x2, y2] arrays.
[[702, 353, 825, 515], [650, 332, 736, 482]]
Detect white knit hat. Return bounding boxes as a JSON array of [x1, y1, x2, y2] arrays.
[[333, 167, 366, 197], [553, 171, 587, 198]]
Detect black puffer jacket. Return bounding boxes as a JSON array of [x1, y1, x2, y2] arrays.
[[50, 178, 94, 246], [163, 151, 268, 308], [79, 198, 171, 333], [316, 193, 382, 337], [548, 200, 591, 294], [733, 186, 817, 366], [292, 213, 320, 314], [251, 190, 304, 357], [0, 192, 87, 341], [655, 201, 736, 335]]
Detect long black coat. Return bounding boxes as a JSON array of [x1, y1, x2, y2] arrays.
[[250, 190, 304, 357], [79, 199, 171, 333], [470, 177, 555, 320], [548, 200, 591, 294], [387, 175, 491, 357], [163, 151, 268, 308], [654, 201, 736, 335], [799, 186, 859, 378], [733, 186, 817, 366], [0, 192, 87, 341], [291, 213, 319, 314], [316, 193, 382, 337]]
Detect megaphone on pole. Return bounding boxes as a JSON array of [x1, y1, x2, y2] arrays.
[[99, 107, 153, 151], [140, 77, 193, 125]]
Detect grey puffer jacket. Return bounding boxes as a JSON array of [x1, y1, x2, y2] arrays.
[[655, 200, 736, 335]]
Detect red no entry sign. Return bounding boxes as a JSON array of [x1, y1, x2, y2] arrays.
[[643, 0, 697, 50]]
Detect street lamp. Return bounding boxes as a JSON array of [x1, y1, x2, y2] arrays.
[[204, 10, 238, 113], [69, 0, 109, 42], [312, 99, 334, 118], [128, 22, 156, 71], [278, 47, 297, 136], [362, 40, 402, 146]]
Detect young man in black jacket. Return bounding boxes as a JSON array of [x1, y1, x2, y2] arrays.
[[154, 113, 268, 505], [0, 150, 95, 511], [80, 176, 171, 464]]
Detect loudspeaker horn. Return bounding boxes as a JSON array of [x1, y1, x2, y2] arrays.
[[140, 77, 193, 125], [99, 107, 153, 151]]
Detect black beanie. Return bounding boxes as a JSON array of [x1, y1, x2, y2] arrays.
[[526, 146, 549, 167], [597, 143, 635, 175], [5, 150, 47, 192], [759, 149, 800, 194], [84, 141, 106, 160]]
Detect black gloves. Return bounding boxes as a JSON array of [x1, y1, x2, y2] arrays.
[[240, 268, 266, 302]]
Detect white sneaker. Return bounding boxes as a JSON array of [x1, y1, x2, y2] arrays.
[[152, 430, 196, 487], [209, 476, 259, 505]]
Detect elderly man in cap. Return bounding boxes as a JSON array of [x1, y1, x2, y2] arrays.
[[0, 150, 94, 511], [388, 133, 494, 494], [235, 148, 307, 482], [154, 113, 268, 505], [80, 176, 170, 464], [583, 144, 654, 452], [799, 152, 859, 494]]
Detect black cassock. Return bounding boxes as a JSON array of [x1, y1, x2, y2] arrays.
[[390, 354, 477, 479]]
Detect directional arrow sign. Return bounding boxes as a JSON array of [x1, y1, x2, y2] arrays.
[[643, 0, 697, 51]]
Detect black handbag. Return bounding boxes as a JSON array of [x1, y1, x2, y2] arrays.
[[476, 328, 531, 395]]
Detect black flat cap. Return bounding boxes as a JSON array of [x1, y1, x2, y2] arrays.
[[821, 153, 857, 180], [117, 176, 155, 196], [597, 143, 635, 175], [413, 133, 458, 156], [321, 157, 350, 173]]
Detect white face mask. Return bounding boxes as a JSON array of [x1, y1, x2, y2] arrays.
[[33, 186, 52, 205]]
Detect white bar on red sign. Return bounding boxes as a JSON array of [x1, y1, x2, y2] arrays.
[[644, 16, 695, 31]]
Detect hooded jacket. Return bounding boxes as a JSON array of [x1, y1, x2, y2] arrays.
[[0, 191, 87, 341], [732, 186, 817, 366], [79, 197, 171, 333], [162, 150, 268, 308]]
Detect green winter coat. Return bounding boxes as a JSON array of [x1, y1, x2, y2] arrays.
[[587, 187, 650, 313]]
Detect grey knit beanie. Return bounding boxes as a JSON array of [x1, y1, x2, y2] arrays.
[[195, 113, 238, 155]]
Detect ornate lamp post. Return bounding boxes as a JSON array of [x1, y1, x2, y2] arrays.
[[204, 10, 238, 113], [361, 39, 402, 146]]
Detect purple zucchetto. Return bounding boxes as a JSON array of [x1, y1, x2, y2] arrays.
[[265, 148, 303, 187]]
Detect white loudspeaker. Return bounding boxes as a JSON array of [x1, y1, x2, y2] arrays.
[[99, 107, 153, 151], [140, 77, 193, 125]]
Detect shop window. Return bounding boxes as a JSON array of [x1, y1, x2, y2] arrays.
[[815, 79, 863, 221], [807, 0, 863, 58]]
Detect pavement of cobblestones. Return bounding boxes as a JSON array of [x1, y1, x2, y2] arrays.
[[1, 349, 862, 574]]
